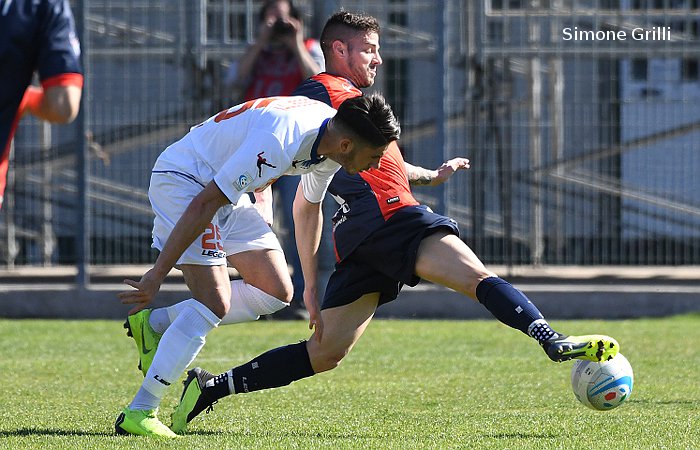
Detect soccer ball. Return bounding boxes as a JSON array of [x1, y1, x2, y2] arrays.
[[570, 353, 634, 411]]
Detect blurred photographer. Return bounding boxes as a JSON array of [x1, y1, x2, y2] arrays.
[[226, 0, 323, 101], [225, 0, 324, 320]]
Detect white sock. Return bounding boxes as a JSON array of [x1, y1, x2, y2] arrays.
[[130, 301, 220, 410], [128, 387, 159, 411], [220, 280, 289, 325], [148, 298, 199, 334], [152, 283, 289, 330]]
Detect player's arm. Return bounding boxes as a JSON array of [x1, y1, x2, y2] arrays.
[[28, 0, 83, 124], [292, 182, 324, 336], [118, 181, 230, 313], [405, 157, 471, 187], [151, 181, 230, 278], [21, 83, 82, 124]]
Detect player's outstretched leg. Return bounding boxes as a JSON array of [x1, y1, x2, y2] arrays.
[[171, 367, 218, 433], [416, 233, 622, 364], [541, 333, 619, 362], [171, 340, 314, 433], [124, 309, 163, 376], [115, 407, 178, 438], [473, 277, 621, 363]]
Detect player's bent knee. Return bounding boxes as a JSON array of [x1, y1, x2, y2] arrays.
[[275, 282, 294, 304], [202, 299, 229, 319], [319, 354, 345, 372], [313, 347, 350, 373], [259, 279, 294, 304]]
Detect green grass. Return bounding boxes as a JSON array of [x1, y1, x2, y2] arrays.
[[1, 315, 699, 449]]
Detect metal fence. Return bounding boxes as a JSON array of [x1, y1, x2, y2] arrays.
[[2, 0, 699, 283]]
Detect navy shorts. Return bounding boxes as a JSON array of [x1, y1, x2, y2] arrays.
[[322, 205, 459, 310]]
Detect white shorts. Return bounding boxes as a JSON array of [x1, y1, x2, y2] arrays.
[[149, 171, 283, 266]]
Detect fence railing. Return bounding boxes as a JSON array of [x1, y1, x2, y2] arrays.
[[2, 0, 699, 285]]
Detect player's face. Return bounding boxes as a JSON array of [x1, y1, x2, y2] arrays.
[[345, 32, 382, 88], [343, 143, 387, 174]]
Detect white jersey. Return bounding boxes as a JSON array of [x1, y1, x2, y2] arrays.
[[153, 96, 341, 204]]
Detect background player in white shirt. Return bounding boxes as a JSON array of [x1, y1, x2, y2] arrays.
[[114, 93, 400, 438]]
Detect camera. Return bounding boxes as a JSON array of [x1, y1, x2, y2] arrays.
[[271, 19, 294, 36]]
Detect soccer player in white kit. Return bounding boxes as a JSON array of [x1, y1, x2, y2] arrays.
[[115, 93, 400, 437]]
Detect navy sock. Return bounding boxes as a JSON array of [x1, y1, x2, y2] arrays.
[[230, 341, 315, 394], [476, 277, 548, 336]]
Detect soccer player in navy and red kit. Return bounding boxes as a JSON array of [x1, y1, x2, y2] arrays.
[[294, 72, 419, 261], [0, 0, 84, 209], [170, 11, 621, 432]]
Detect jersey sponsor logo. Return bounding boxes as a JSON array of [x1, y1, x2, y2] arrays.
[[233, 172, 253, 191], [256, 151, 276, 177], [291, 159, 317, 169], [202, 249, 226, 258], [333, 203, 350, 232], [387, 196, 400, 204], [332, 215, 347, 232]]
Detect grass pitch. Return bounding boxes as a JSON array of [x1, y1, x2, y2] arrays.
[[1, 315, 699, 449]]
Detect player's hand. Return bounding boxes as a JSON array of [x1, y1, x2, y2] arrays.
[[303, 289, 323, 341], [432, 157, 470, 186], [308, 308, 324, 342], [117, 268, 163, 314]]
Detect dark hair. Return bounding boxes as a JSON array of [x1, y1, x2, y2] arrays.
[[334, 93, 400, 147], [320, 10, 381, 56], [258, 0, 300, 23]]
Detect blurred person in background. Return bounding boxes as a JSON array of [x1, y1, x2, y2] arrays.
[[225, 0, 323, 101], [0, 0, 83, 209], [225, 0, 324, 319]]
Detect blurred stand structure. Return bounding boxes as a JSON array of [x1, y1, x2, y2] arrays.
[[2, 0, 700, 291]]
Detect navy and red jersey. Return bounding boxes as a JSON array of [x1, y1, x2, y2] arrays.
[[292, 72, 420, 261], [0, 0, 83, 204]]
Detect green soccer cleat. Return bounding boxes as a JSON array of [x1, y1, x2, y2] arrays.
[[115, 407, 179, 438], [124, 309, 162, 376], [171, 367, 217, 434], [542, 334, 619, 363]]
